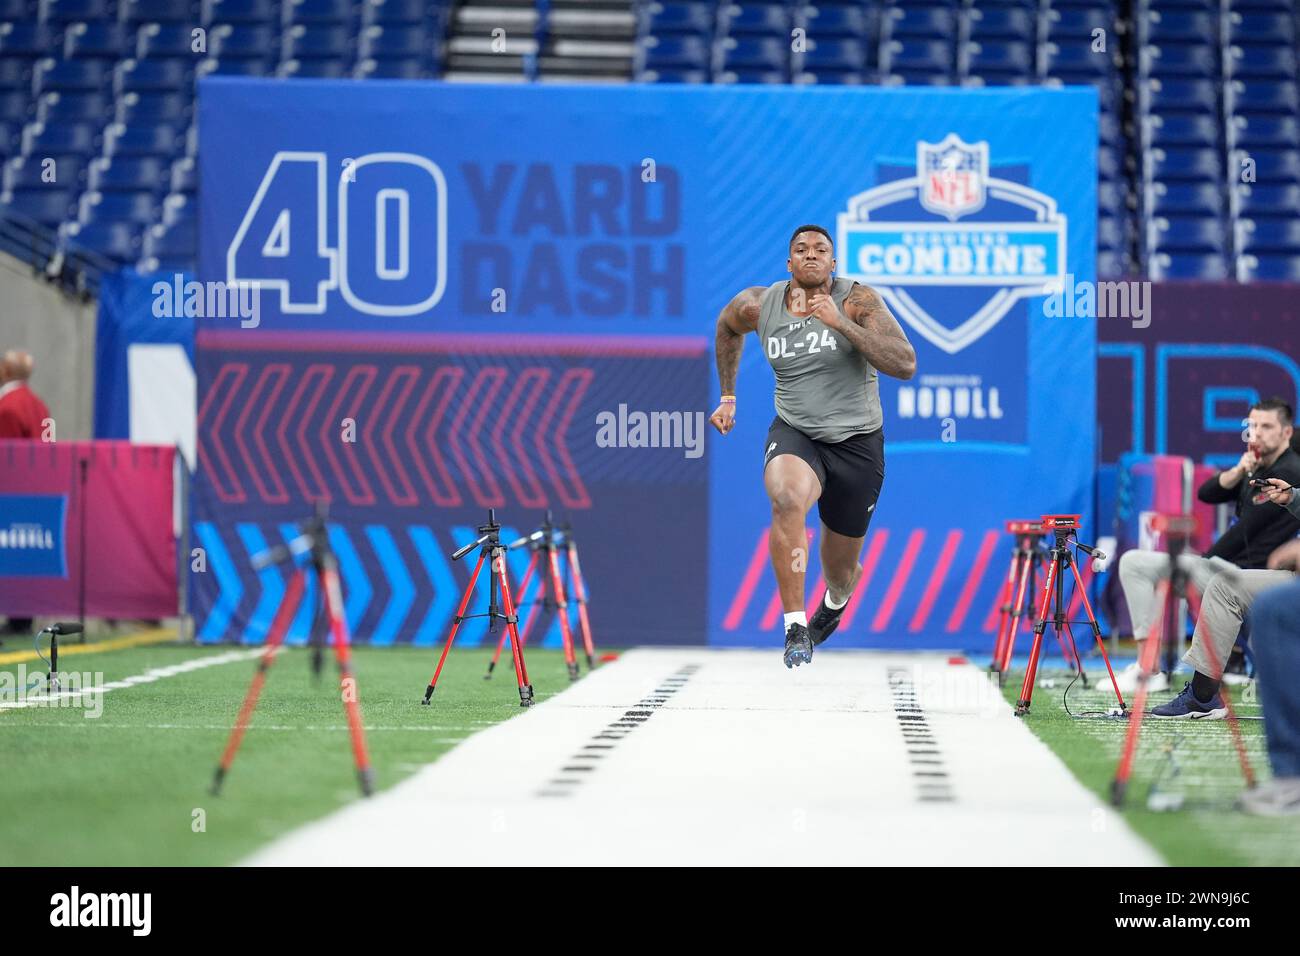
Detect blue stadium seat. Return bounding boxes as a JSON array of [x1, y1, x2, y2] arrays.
[[22, 119, 98, 155], [136, 23, 202, 59], [1236, 218, 1300, 256], [1143, 113, 1219, 148], [0, 90, 27, 120], [1233, 183, 1300, 220], [119, 0, 199, 25], [34, 58, 113, 93], [0, 23, 54, 56], [197, 55, 271, 75], [0, 120, 21, 155], [102, 120, 183, 156], [1140, 77, 1218, 116], [1139, 10, 1216, 45], [116, 58, 193, 92], [0, 0, 33, 17], [78, 189, 158, 225], [281, 24, 352, 60], [1098, 144, 1122, 181], [638, 35, 709, 70], [962, 40, 1032, 78], [1149, 252, 1229, 280], [1226, 79, 1299, 116], [3, 153, 84, 190], [1231, 115, 1300, 152], [202, 0, 276, 25], [1140, 43, 1218, 78], [0, 60, 31, 90], [2, 187, 76, 226], [168, 155, 194, 193], [882, 39, 952, 75], [799, 4, 873, 41], [1097, 250, 1128, 278], [713, 68, 785, 84], [88, 154, 167, 191], [715, 36, 787, 71], [212, 24, 278, 58], [1043, 6, 1111, 42], [1225, 44, 1296, 80], [64, 220, 142, 260], [1225, 11, 1296, 47], [362, 0, 429, 27], [1042, 43, 1115, 79], [1097, 215, 1125, 251], [1145, 146, 1221, 182], [1145, 181, 1223, 217], [641, 2, 714, 38], [1241, 148, 1300, 183], [718, 3, 789, 38], [63, 21, 130, 58], [277, 57, 350, 78], [116, 90, 192, 124], [359, 24, 430, 59], [141, 212, 196, 264], [884, 6, 956, 41], [40, 0, 112, 23], [1237, 254, 1300, 282], [799, 37, 866, 72], [966, 6, 1034, 41], [1099, 111, 1122, 147], [634, 67, 708, 83], [284, 0, 354, 25], [354, 56, 427, 79], [795, 68, 867, 85], [36, 90, 110, 123], [1147, 215, 1226, 254], [1097, 179, 1126, 218]]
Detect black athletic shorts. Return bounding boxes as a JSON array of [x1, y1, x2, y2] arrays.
[[762, 415, 885, 538]]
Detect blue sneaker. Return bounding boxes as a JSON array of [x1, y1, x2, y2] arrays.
[[1151, 682, 1228, 720]]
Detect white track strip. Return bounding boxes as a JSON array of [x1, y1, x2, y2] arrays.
[[245, 649, 1162, 866]]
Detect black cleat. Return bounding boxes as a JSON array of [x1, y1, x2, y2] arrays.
[[783, 623, 813, 668], [808, 593, 848, 646]]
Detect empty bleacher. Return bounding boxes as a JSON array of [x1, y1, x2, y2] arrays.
[[2, 0, 1298, 282]]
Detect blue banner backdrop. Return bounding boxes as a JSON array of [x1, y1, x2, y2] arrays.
[[194, 78, 1096, 649]]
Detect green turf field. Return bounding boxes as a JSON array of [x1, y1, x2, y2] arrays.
[[1000, 661, 1299, 867], [0, 637, 579, 866]]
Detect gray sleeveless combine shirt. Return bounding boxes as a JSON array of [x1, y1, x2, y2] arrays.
[[757, 277, 883, 443]]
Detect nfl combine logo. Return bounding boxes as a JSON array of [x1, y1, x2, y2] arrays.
[[837, 133, 1067, 355], [920, 134, 987, 220]]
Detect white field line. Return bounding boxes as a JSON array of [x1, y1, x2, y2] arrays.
[[245, 648, 1164, 866], [0, 649, 265, 710]]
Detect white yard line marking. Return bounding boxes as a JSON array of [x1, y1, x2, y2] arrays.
[[0, 649, 265, 710], [245, 648, 1164, 866]]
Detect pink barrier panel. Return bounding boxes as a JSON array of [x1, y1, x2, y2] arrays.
[[0, 441, 177, 618]]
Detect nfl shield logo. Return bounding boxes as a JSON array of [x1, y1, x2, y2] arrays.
[[919, 134, 987, 219]]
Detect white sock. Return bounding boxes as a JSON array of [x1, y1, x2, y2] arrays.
[[824, 590, 849, 611], [783, 611, 807, 631]]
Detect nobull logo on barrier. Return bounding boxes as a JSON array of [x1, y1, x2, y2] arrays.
[[837, 133, 1067, 356], [0, 494, 66, 577]]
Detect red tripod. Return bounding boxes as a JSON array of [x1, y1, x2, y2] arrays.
[[560, 519, 597, 670], [423, 509, 534, 707], [990, 520, 1048, 681], [1110, 513, 1256, 806], [211, 507, 374, 797], [486, 511, 582, 681], [1015, 514, 1125, 716]]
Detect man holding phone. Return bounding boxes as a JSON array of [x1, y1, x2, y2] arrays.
[[1115, 398, 1300, 712]]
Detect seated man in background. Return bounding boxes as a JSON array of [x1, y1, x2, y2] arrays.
[[1115, 398, 1300, 696], [1150, 477, 1299, 718], [1237, 531, 1300, 816]]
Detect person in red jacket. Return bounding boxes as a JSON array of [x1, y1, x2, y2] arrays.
[[0, 349, 51, 638], [0, 350, 51, 440]]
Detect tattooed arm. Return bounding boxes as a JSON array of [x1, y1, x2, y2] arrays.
[[710, 286, 765, 435], [811, 283, 917, 380]]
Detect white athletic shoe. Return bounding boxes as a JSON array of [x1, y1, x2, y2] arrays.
[[1237, 778, 1300, 817], [1107, 660, 1170, 695]]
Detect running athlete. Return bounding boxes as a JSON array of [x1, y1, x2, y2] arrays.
[[710, 225, 917, 668]]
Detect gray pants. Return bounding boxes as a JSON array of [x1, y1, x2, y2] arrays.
[[1117, 549, 1294, 679]]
